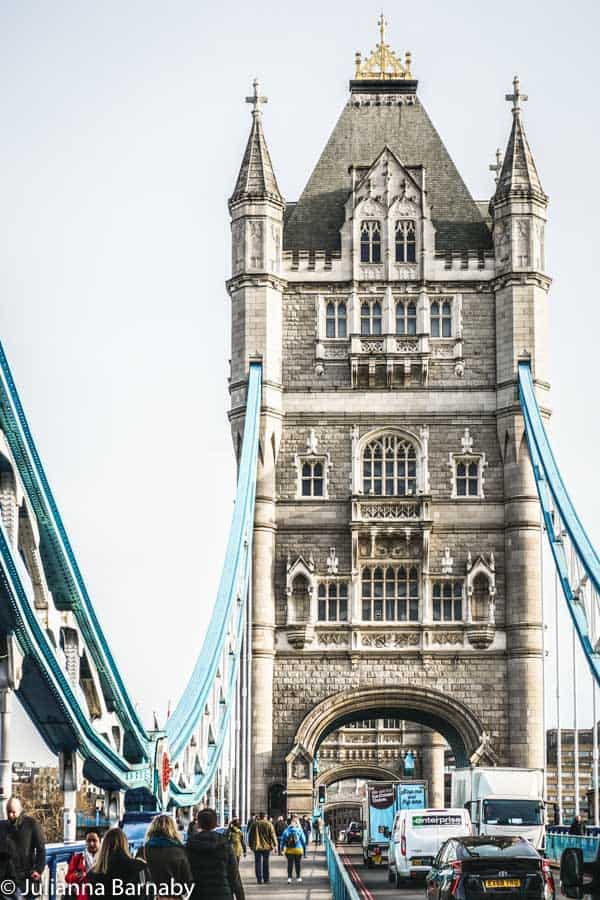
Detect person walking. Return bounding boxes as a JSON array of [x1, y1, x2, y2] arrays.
[[247, 812, 277, 885], [274, 817, 286, 855], [569, 814, 586, 835], [226, 819, 246, 864], [280, 815, 306, 884], [88, 828, 149, 900], [300, 817, 311, 856], [186, 808, 244, 900], [313, 817, 322, 846], [0, 797, 45, 897], [65, 830, 101, 895], [144, 814, 192, 895]]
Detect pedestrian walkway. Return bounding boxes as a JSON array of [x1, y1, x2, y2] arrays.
[[239, 845, 332, 898]]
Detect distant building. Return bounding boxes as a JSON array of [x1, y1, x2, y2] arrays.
[[546, 728, 597, 823]]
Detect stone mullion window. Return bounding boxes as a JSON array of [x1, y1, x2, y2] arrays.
[[361, 565, 419, 622], [395, 300, 417, 335], [317, 582, 349, 622], [362, 435, 417, 496], [325, 300, 347, 338], [432, 581, 464, 622], [395, 220, 417, 263], [301, 460, 323, 496], [430, 299, 453, 337], [360, 220, 382, 263], [360, 300, 382, 336]]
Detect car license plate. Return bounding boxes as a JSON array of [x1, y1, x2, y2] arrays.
[[412, 858, 432, 867], [484, 879, 521, 889]]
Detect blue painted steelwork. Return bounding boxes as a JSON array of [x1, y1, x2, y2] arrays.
[[166, 362, 262, 804], [324, 829, 362, 900], [0, 333, 261, 805], [545, 831, 600, 863], [518, 362, 600, 684]]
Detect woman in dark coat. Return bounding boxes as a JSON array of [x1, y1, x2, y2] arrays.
[[186, 808, 244, 900], [88, 828, 149, 900], [144, 814, 192, 893]]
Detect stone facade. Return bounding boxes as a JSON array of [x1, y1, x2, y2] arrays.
[[228, 43, 549, 813]]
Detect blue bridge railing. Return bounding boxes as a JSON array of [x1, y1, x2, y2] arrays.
[[324, 829, 361, 900], [545, 830, 600, 863]]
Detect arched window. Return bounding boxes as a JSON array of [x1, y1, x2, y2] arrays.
[[291, 574, 311, 622], [302, 461, 323, 497], [326, 301, 347, 338], [360, 221, 382, 263], [396, 301, 417, 336], [318, 583, 348, 622], [432, 582, 463, 621], [395, 220, 416, 263], [360, 300, 382, 336], [362, 435, 417, 495], [362, 565, 419, 621], [431, 300, 452, 337]]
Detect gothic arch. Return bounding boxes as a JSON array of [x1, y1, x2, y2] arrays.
[[293, 685, 497, 768], [317, 764, 399, 788]]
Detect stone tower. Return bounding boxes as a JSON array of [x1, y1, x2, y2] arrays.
[[228, 25, 549, 813]]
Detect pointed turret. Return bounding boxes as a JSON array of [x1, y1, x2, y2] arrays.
[[229, 79, 283, 207], [494, 76, 546, 203]]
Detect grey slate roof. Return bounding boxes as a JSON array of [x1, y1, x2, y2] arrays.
[[495, 112, 545, 202], [230, 113, 283, 205], [283, 96, 492, 253]]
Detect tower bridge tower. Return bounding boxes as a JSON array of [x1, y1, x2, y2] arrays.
[[228, 22, 548, 813]]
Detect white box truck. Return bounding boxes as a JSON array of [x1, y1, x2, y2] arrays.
[[451, 767, 545, 848]]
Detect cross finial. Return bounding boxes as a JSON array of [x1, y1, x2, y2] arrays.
[[245, 78, 268, 118], [489, 148, 503, 184], [505, 75, 528, 116]]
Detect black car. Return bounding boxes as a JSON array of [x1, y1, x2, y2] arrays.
[[425, 837, 555, 900]]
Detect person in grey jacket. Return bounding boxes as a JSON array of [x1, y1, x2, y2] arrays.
[[0, 797, 45, 894]]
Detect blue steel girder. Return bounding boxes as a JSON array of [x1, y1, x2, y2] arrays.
[[165, 362, 261, 807], [518, 362, 600, 684], [0, 342, 148, 762]]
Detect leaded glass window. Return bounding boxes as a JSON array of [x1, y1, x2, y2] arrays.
[[361, 565, 419, 621], [301, 460, 324, 497], [456, 460, 479, 497], [317, 583, 348, 621], [395, 220, 416, 263], [362, 435, 417, 496], [432, 582, 463, 621], [360, 221, 382, 263]]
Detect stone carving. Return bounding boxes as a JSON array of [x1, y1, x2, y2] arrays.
[[249, 221, 263, 268], [361, 340, 384, 353], [516, 219, 530, 267], [395, 340, 418, 353], [232, 221, 244, 273], [326, 547, 339, 575], [441, 547, 454, 575], [496, 219, 510, 265], [360, 265, 385, 281], [359, 501, 419, 520], [306, 428, 319, 455], [361, 632, 420, 648], [292, 759, 310, 779], [432, 343, 454, 359], [431, 631, 463, 645], [461, 429, 473, 453], [318, 631, 349, 647], [323, 345, 348, 360]]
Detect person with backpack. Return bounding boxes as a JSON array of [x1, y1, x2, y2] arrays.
[[247, 813, 277, 885], [279, 815, 306, 884]]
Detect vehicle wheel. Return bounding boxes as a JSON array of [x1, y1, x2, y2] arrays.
[[388, 868, 395, 884], [395, 872, 405, 889]]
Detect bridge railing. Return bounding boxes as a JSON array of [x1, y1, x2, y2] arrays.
[[324, 829, 362, 900], [545, 830, 600, 863], [43, 838, 145, 900]]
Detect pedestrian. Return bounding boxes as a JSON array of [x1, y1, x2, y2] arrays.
[[144, 814, 192, 896], [569, 814, 586, 835], [186, 808, 244, 900], [65, 830, 102, 895], [280, 815, 306, 884], [274, 816, 285, 855], [226, 819, 246, 864], [88, 827, 149, 900], [0, 797, 45, 898], [313, 817, 322, 846], [300, 817, 311, 857], [247, 812, 277, 885]]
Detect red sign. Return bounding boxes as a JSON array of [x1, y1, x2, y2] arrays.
[[161, 752, 172, 791]]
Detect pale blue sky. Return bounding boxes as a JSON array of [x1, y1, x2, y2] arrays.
[[0, 0, 598, 762]]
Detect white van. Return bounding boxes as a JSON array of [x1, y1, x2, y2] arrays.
[[388, 808, 472, 888]]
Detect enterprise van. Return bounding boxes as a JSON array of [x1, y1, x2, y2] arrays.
[[388, 807, 472, 888]]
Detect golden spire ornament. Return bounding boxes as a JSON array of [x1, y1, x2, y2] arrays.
[[354, 13, 413, 81]]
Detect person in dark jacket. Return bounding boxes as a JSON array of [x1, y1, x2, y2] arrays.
[[186, 808, 244, 900], [0, 797, 45, 895], [88, 827, 149, 900], [569, 814, 586, 835], [274, 816, 286, 855], [144, 814, 192, 893]]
